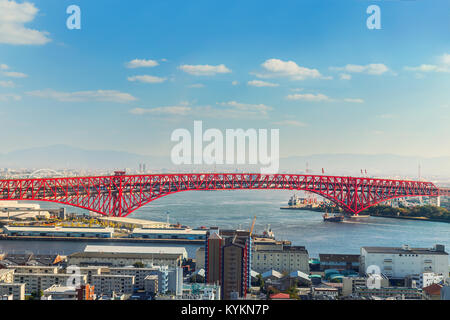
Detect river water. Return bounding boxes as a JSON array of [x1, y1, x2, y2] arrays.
[[0, 190, 449, 259]]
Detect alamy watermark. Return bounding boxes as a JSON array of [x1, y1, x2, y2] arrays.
[[366, 265, 383, 289], [170, 121, 280, 174], [66, 5, 81, 30]]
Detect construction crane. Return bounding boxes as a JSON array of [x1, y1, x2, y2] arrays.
[[249, 215, 256, 236]]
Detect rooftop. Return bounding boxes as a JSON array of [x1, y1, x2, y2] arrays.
[[132, 228, 206, 235], [98, 216, 169, 227], [269, 293, 290, 299], [44, 285, 77, 294], [4, 225, 114, 233], [83, 245, 187, 256], [423, 283, 443, 296], [69, 252, 183, 260], [362, 245, 448, 255]]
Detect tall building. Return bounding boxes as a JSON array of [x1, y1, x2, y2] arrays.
[[205, 228, 251, 300]]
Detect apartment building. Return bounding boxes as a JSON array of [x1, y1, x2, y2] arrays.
[[13, 273, 87, 295], [0, 283, 25, 300], [91, 274, 135, 296], [253, 244, 309, 274]]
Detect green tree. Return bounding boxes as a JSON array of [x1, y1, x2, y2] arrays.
[[133, 261, 145, 268]]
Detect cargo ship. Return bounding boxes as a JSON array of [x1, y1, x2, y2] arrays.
[[280, 194, 321, 210], [322, 212, 344, 222]]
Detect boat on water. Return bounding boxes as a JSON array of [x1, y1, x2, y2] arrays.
[[347, 214, 370, 219], [322, 212, 344, 222], [280, 193, 321, 210]]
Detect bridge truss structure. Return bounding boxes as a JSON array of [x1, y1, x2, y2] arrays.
[[0, 173, 445, 217]]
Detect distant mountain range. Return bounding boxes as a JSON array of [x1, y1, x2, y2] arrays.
[[0, 145, 449, 180]]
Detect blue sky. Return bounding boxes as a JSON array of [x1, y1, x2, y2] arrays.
[[0, 0, 449, 158]]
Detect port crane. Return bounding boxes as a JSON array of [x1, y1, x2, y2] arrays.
[[249, 215, 256, 236]]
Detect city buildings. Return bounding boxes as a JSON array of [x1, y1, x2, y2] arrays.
[[319, 254, 360, 272], [342, 276, 389, 296], [107, 266, 183, 295], [91, 274, 135, 296], [181, 283, 221, 300], [42, 285, 79, 300], [144, 275, 158, 295], [0, 283, 25, 300], [3, 225, 114, 238], [97, 216, 170, 229], [252, 243, 309, 274], [7, 266, 58, 274], [355, 286, 424, 300], [68, 246, 187, 268], [360, 244, 448, 280], [0, 253, 63, 268], [13, 273, 88, 295], [0, 201, 50, 221], [205, 228, 252, 300], [406, 272, 446, 288], [130, 228, 207, 240]]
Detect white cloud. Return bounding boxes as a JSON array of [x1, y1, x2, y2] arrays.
[[130, 106, 191, 115], [286, 93, 330, 102], [0, 93, 21, 101], [344, 98, 364, 103], [131, 101, 273, 119], [0, 0, 50, 45], [441, 53, 450, 65], [179, 64, 232, 76], [272, 120, 307, 127], [286, 93, 364, 103], [247, 80, 279, 87], [125, 59, 159, 69], [187, 83, 205, 88], [340, 73, 352, 80], [404, 54, 450, 73], [0, 64, 9, 70], [255, 59, 329, 80], [27, 89, 137, 103], [3, 71, 27, 78], [217, 101, 272, 117], [330, 63, 390, 75], [231, 81, 239, 86], [0, 80, 14, 87], [127, 75, 167, 83]]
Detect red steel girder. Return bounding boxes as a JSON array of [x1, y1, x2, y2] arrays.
[[0, 174, 441, 217]]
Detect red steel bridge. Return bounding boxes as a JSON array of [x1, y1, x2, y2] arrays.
[[0, 173, 448, 217]]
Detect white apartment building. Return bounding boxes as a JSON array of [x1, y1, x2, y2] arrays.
[[68, 246, 187, 268], [0, 283, 25, 300], [252, 244, 309, 274], [13, 273, 87, 295], [360, 244, 448, 280], [342, 275, 390, 296], [66, 266, 103, 284], [42, 285, 78, 300], [91, 274, 135, 296], [8, 266, 58, 274], [407, 272, 446, 288]]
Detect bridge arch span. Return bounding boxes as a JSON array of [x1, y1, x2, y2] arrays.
[[0, 173, 441, 217]]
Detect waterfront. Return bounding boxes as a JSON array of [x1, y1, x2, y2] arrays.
[[0, 190, 448, 259]]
